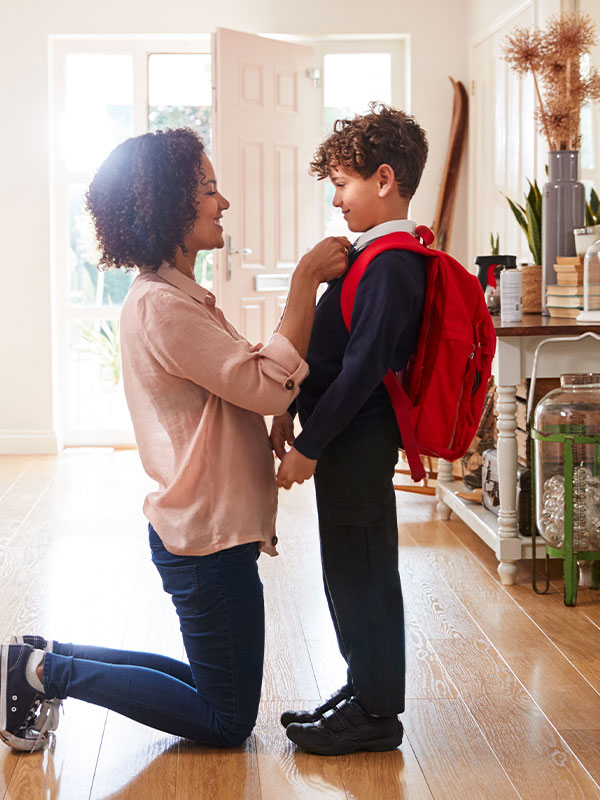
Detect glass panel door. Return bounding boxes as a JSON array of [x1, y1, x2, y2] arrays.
[[52, 40, 211, 446]]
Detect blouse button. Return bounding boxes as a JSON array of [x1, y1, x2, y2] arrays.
[[284, 379, 295, 390], [271, 536, 278, 546]]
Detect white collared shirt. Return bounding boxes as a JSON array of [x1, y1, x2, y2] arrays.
[[353, 219, 416, 252]]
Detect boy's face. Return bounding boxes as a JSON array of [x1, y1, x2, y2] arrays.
[[329, 165, 383, 233]]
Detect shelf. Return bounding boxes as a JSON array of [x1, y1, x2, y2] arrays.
[[437, 478, 548, 560]]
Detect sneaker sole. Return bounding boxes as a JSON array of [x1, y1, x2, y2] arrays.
[[0, 729, 48, 752], [286, 731, 403, 756]]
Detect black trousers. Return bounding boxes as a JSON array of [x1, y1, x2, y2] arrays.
[[313, 405, 405, 716]]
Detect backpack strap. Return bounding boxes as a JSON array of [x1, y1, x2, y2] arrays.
[[340, 230, 430, 482]]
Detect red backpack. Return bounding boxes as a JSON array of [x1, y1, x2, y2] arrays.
[[340, 225, 496, 482]]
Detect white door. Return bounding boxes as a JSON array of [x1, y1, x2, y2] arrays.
[[469, 5, 536, 264], [212, 28, 320, 344]]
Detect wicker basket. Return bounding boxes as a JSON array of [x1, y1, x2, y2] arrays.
[[520, 264, 542, 313]]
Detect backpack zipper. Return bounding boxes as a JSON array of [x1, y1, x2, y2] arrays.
[[448, 345, 476, 448]]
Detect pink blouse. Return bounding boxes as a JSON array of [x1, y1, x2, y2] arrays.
[[120, 264, 308, 557]]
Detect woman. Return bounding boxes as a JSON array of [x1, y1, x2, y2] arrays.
[[0, 128, 349, 752]]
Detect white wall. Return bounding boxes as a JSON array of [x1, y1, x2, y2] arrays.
[[0, 0, 470, 452]]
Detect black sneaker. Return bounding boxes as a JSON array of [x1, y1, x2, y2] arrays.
[[285, 698, 403, 755], [10, 635, 54, 653], [280, 686, 353, 728], [0, 644, 61, 752]]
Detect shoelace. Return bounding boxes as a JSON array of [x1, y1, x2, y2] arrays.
[[19, 698, 63, 752]]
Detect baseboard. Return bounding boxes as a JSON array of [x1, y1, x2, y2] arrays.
[[0, 430, 59, 454]]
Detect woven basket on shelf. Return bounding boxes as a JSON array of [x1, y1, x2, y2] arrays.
[[521, 264, 542, 313]]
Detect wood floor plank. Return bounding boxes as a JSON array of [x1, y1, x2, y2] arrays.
[[255, 702, 346, 799], [0, 457, 58, 545], [560, 730, 600, 786], [176, 738, 260, 800], [403, 698, 519, 799], [90, 720, 180, 800], [336, 742, 433, 800], [262, 576, 320, 702], [3, 453, 600, 797], [406, 516, 600, 732], [305, 638, 348, 700], [467, 692, 600, 799], [0, 456, 31, 501], [404, 611, 458, 700], [460, 589, 600, 731], [6, 701, 107, 800]]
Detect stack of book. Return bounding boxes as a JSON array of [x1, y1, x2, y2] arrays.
[[546, 256, 584, 318]]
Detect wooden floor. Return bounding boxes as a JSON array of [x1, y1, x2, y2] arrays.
[[0, 451, 600, 799]]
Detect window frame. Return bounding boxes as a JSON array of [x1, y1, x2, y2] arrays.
[[49, 36, 211, 446]]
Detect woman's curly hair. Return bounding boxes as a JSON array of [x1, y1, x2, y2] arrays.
[[309, 103, 428, 199], [86, 128, 206, 271]]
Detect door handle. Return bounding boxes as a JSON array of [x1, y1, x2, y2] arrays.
[[226, 235, 253, 281]]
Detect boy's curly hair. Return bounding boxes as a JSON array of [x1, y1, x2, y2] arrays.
[[86, 128, 206, 271], [309, 103, 428, 199]]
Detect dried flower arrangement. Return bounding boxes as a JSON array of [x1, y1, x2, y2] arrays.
[[503, 12, 600, 151]]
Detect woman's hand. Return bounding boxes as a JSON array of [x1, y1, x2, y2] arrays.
[[276, 446, 317, 490], [297, 236, 351, 285], [269, 412, 295, 460]]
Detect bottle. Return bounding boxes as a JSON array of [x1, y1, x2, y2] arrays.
[[475, 254, 517, 315], [500, 266, 522, 322]]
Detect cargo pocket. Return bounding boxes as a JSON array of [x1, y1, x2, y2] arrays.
[[319, 501, 391, 575]]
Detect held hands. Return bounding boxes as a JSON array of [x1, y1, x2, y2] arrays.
[[270, 413, 317, 490], [298, 236, 351, 285], [269, 412, 295, 460], [276, 447, 317, 490]]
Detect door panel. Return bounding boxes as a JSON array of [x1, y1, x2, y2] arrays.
[[213, 28, 319, 343], [469, 5, 536, 264]]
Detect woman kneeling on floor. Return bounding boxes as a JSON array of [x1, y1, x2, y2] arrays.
[[0, 127, 349, 751]]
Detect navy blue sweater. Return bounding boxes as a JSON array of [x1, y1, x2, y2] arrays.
[[293, 248, 427, 460]]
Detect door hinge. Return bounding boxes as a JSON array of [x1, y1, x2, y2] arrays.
[[306, 67, 321, 88]]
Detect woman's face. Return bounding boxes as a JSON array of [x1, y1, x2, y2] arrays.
[[185, 154, 230, 252]]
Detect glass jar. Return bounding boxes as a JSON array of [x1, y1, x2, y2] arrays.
[[577, 238, 600, 322], [533, 373, 600, 550]]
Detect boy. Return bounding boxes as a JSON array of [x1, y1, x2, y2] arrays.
[[271, 104, 429, 755]]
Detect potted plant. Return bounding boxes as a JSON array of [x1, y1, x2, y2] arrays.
[[505, 180, 543, 313], [503, 12, 600, 313]]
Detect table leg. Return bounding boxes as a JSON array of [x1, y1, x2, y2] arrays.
[[496, 384, 520, 585], [436, 459, 453, 519]]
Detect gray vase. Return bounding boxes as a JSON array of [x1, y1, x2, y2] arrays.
[[541, 150, 585, 315]]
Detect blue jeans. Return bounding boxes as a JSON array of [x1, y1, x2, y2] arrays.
[[42, 526, 265, 746]]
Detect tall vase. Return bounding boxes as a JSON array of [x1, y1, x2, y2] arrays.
[[541, 150, 585, 315]]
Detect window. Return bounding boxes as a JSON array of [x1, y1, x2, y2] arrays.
[[315, 38, 408, 238], [51, 38, 211, 446]]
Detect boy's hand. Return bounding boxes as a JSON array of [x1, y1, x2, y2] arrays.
[[269, 412, 295, 460], [276, 447, 317, 489], [297, 236, 351, 285]]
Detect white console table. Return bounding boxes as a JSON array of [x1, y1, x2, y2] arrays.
[[436, 316, 600, 585]]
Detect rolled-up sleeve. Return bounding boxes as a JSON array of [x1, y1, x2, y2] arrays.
[[140, 292, 308, 416]]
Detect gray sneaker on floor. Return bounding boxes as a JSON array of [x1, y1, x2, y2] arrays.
[[0, 641, 61, 752]]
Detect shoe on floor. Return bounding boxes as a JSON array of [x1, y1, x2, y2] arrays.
[[285, 698, 403, 755], [10, 635, 54, 653], [0, 644, 61, 752], [280, 686, 353, 727]]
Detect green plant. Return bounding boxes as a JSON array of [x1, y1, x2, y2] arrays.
[[490, 233, 500, 255], [79, 320, 121, 385], [586, 187, 600, 225], [504, 179, 542, 264]]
